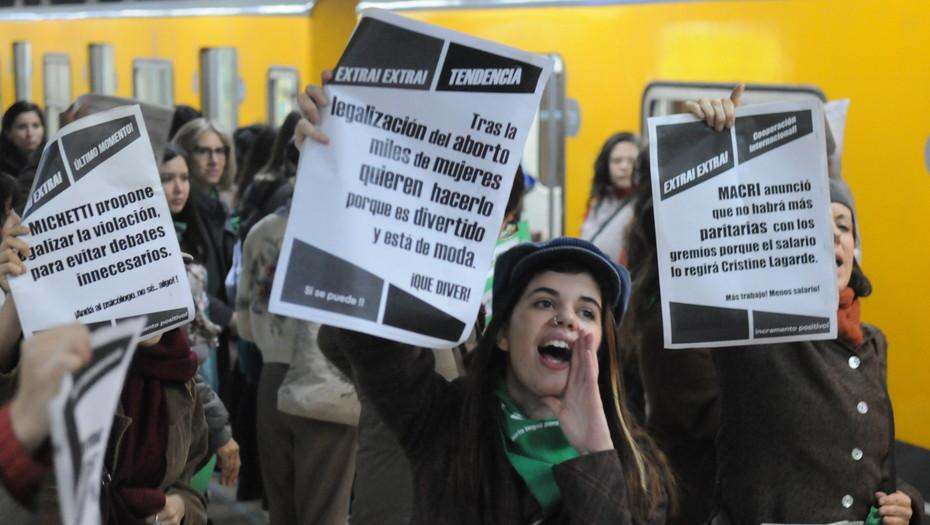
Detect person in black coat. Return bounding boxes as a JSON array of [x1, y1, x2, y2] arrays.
[[691, 90, 923, 525]]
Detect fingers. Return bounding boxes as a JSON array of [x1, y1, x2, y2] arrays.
[[696, 99, 713, 127], [0, 250, 27, 276], [730, 83, 745, 106], [304, 84, 329, 118], [294, 119, 330, 147], [1, 224, 30, 243], [691, 87, 743, 131], [29, 324, 92, 369], [221, 457, 241, 486], [298, 90, 323, 126], [878, 490, 912, 507], [2, 210, 22, 230], [3, 234, 31, 258], [877, 491, 913, 525], [293, 69, 334, 147], [722, 97, 736, 129], [683, 100, 704, 120], [711, 99, 727, 131]]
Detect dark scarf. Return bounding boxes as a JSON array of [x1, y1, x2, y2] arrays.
[[613, 187, 631, 200], [111, 329, 198, 524], [837, 287, 863, 347]]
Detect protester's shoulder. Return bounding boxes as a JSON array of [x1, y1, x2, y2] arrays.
[[860, 323, 885, 344], [243, 211, 287, 253], [249, 210, 287, 239]]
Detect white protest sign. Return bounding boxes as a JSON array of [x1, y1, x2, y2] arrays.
[[269, 9, 551, 347], [648, 100, 837, 348], [9, 105, 193, 338], [49, 318, 145, 525]]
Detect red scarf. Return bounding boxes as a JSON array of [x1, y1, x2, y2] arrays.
[[614, 187, 632, 200], [111, 329, 198, 524], [837, 287, 863, 347]]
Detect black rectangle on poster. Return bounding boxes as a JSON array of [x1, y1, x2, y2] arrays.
[[735, 110, 813, 164], [280, 239, 382, 321], [436, 43, 542, 94], [59, 115, 141, 182], [332, 17, 444, 90], [22, 141, 71, 220], [382, 284, 465, 342], [670, 302, 749, 344], [655, 121, 734, 201], [118, 308, 189, 336], [752, 309, 830, 339]]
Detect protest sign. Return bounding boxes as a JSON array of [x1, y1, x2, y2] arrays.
[[648, 100, 837, 348], [269, 9, 551, 347], [10, 105, 194, 338], [49, 318, 145, 525]]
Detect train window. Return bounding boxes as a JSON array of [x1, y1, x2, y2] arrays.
[[89, 43, 116, 95], [13, 42, 32, 102], [267, 66, 299, 127], [133, 58, 173, 107], [43, 53, 71, 136], [200, 47, 240, 132], [641, 82, 826, 133]]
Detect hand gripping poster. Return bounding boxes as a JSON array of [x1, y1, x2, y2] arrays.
[[648, 100, 837, 348], [49, 318, 145, 525], [9, 105, 194, 338], [269, 9, 551, 347]]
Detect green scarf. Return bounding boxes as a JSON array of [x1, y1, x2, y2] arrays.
[[495, 385, 579, 512], [174, 220, 187, 242]]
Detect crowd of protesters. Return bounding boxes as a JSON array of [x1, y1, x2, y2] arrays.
[[0, 71, 923, 525]]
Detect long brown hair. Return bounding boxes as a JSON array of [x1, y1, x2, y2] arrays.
[[619, 150, 660, 352], [450, 258, 674, 523]]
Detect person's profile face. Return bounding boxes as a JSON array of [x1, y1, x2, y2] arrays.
[[160, 156, 191, 215], [832, 202, 855, 291]]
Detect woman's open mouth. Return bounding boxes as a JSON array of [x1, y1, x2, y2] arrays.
[[538, 339, 572, 369]]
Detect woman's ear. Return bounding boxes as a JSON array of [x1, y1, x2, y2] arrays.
[[496, 326, 510, 352]]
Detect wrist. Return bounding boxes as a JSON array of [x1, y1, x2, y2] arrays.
[[579, 436, 614, 456], [9, 399, 45, 453]]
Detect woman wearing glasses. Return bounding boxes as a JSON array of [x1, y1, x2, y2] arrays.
[[170, 124, 238, 394], [172, 118, 237, 209]]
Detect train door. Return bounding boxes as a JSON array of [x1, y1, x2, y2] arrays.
[[521, 53, 579, 241], [42, 53, 71, 135], [267, 66, 299, 127], [13, 41, 31, 102], [200, 47, 240, 133], [133, 59, 174, 107], [88, 43, 116, 95]]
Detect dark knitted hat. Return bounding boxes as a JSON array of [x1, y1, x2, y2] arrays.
[[829, 178, 857, 240], [492, 237, 631, 321]]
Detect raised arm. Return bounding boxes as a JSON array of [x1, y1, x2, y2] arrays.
[[317, 326, 461, 459]]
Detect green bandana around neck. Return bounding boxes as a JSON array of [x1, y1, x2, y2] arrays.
[[173, 220, 188, 242], [495, 385, 579, 512]]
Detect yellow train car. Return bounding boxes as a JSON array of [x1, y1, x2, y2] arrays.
[[0, 0, 358, 133], [2, 0, 928, 500], [363, 0, 930, 493]]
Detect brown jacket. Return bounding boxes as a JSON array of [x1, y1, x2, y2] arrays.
[[0, 375, 208, 525], [319, 326, 664, 525], [713, 324, 923, 524]]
